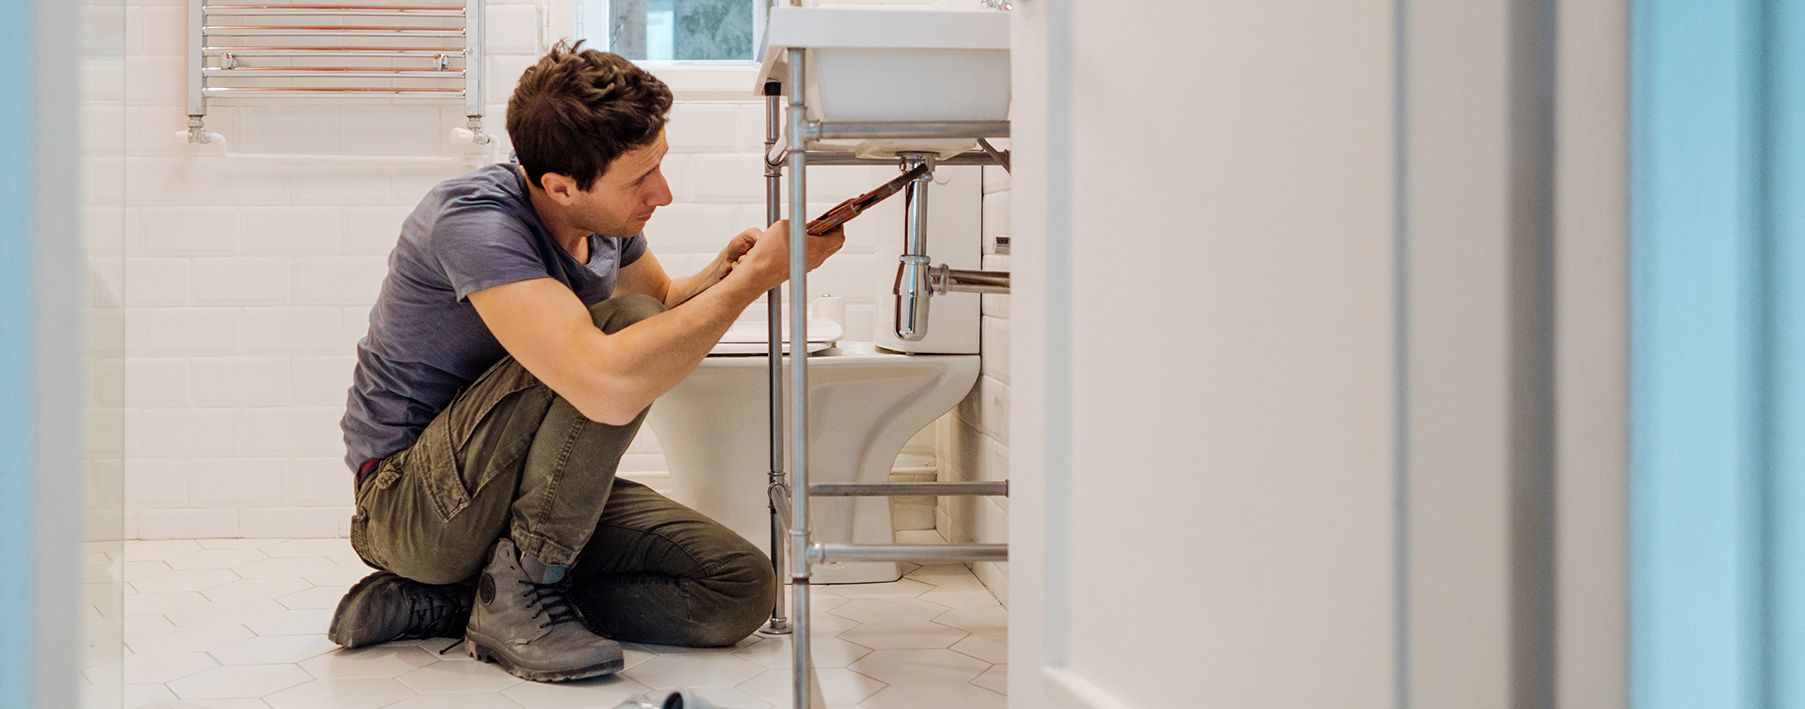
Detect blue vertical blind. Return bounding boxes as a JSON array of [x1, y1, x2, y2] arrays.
[[1631, 0, 1805, 706], [0, 0, 37, 703]]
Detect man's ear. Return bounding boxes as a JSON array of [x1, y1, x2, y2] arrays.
[[539, 172, 578, 204]]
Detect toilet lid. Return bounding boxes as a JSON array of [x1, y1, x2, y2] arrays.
[[710, 319, 843, 356]]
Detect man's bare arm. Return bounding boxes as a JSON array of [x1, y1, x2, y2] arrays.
[[614, 230, 761, 309], [469, 220, 840, 425]]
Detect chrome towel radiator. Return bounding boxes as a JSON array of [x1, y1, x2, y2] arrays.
[[184, 1, 488, 143]]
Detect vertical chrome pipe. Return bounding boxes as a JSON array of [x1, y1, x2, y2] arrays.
[[894, 154, 935, 341], [464, 0, 484, 117], [186, 0, 205, 119], [760, 80, 790, 635], [785, 47, 814, 709]]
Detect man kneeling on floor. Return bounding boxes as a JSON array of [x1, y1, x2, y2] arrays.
[[328, 40, 845, 682]]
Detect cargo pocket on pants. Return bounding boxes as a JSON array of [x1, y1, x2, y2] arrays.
[[414, 423, 475, 522]]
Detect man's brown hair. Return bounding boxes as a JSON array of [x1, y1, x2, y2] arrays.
[[506, 40, 674, 191]]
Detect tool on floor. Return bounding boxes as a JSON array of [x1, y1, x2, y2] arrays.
[[613, 689, 730, 708]]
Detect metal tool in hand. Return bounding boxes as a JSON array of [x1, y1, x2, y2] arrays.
[[805, 163, 931, 236]]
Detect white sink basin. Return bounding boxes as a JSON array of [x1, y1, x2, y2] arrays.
[[757, 7, 1010, 128]]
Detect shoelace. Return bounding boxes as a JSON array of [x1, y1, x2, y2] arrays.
[[523, 581, 584, 629], [404, 588, 464, 638]]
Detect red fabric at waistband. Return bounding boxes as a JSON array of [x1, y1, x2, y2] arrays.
[[355, 457, 383, 485]]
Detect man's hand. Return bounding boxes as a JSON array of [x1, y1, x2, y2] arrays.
[[729, 219, 846, 291], [717, 228, 760, 278]]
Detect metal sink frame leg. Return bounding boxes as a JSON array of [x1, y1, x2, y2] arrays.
[[760, 46, 1012, 709]]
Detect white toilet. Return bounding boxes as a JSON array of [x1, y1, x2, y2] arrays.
[[645, 338, 977, 584], [646, 167, 984, 584]]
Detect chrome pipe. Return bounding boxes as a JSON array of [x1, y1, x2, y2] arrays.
[[204, 68, 463, 78], [812, 543, 1009, 563], [894, 154, 934, 342], [808, 481, 1009, 497], [765, 147, 999, 167], [977, 137, 1011, 173], [930, 266, 1010, 295], [804, 120, 1010, 142], [201, 88, 463, 98], [204, 47, 465, 56], [202, 26, 466, 37], [761, 81, 791, 637], [769, 485, 792, 537], [785, 46, 814, 709], [465, 0, 483, 117], [204, 6, 466, 17], [187, 0, 206, 117]]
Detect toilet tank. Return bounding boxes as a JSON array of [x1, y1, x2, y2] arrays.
[[871, 165, 982, 354]]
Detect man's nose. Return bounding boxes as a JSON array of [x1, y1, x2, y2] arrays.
[[647, 173, 674, 207]]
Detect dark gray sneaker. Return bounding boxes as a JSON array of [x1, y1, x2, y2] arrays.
[[464, 538, 624, 682], [327, 572, 473, 648]]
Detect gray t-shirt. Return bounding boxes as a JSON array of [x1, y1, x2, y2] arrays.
[[341, 163, 647, 472]]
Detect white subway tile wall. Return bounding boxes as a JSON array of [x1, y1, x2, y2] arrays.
[[937, 165, 1012, 604], [119, 0, 1008, 599]]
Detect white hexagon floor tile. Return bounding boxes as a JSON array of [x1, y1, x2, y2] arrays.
[[971, 664, 1007, 695], [127, 622, 255, 655], [733, 635, 873, 669], [242, 607, 334, 636], [129, 569, 240, 594], [112, 537, 1010, 706], [931, 602, 1008, 635], [122, 560, 172, 582], [847, 648, 991, 686], [119, 591, 209, 618], [838, 621, 969, 651], [120, 682, 177, 706], [299, 645, 439, 679], [262, 677, 416, 709], [904, 563, 988, 590], [164, 548, 270, 571], [203, 577, 315, 604], [197, 538, 284, 550], [828, 598, 951, 625], [305, 564, 379, 587], [624, 653, 767, 689], [207, 633, 338, 665], [823, 578, 934, 600], [385, 692, 528, 708], [500, 673, 657, 709], [263, 539, 357, 558], [277, 585, 355, 610], [949, 630, 1007, 664], [234, 555, 343, 580], [123, 540, 203, 561], [394, 657, 524, 693], [164, 598, 289, 628], [737, 666, 887, 707], [85, 651, 218, 685], [859, 680, 1007, 709], [165, 663, 313, 700], [681, 686, 775, 709]]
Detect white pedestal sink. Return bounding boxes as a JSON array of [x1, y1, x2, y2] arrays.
[[757, 6, 1010, 157]]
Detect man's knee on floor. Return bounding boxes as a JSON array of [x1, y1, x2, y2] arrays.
[[589, 294, 665, 334], [690, 551, 778, 646]]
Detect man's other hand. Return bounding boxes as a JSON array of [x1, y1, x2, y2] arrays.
[[730, 220, 846, 291]]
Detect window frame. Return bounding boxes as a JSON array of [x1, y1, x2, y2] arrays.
[[546, 0, 765, 101]]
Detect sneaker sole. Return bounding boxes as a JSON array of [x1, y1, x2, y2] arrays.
[[464, 637, 625, 682]]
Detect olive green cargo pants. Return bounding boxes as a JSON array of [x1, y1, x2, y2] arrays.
[[349, 294, 776, 646]]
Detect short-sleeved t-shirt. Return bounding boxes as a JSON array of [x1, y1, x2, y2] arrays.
[[340, 163, 647, 472]]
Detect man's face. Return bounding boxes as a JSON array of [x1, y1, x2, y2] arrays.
[[571, 129, 673, 238]]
